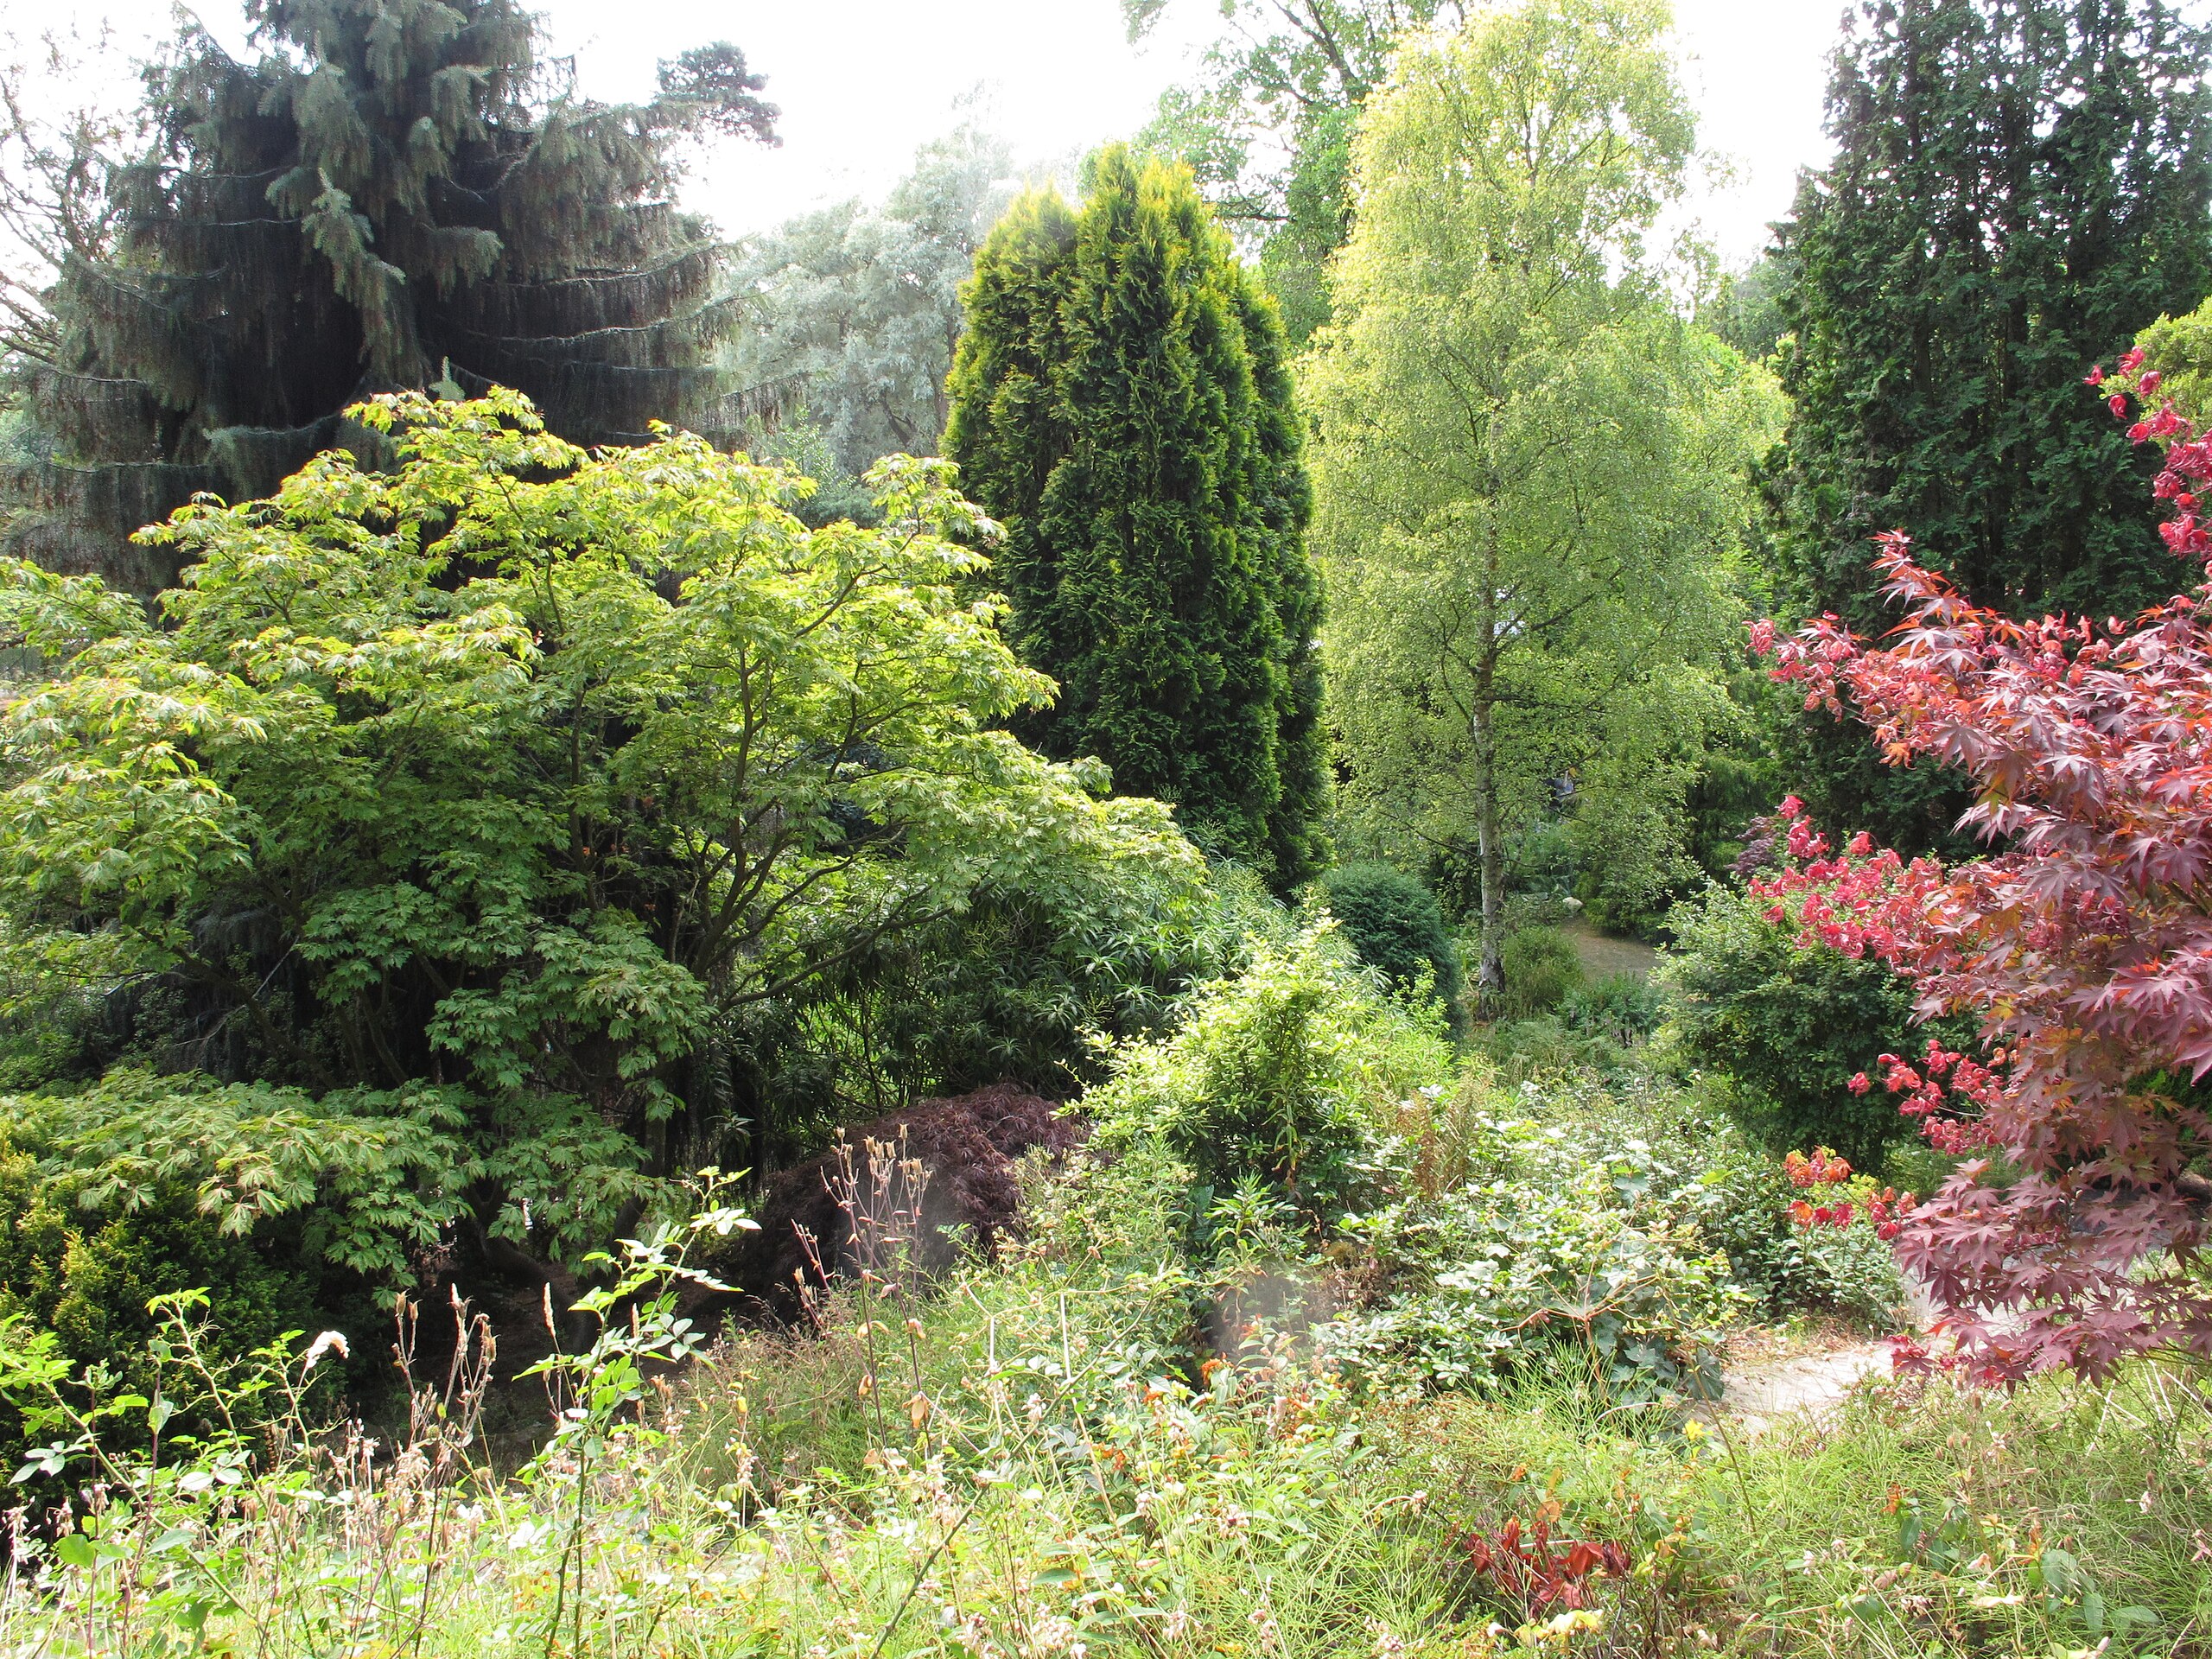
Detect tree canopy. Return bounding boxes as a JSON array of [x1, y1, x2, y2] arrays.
[[1307, 0, 1780, 1000], [1770, 0, 2212, 848], [1127, 0, 1467, 344], [0, 389, 1198, 1279], [944, 145, 1326, 889], [728, 126, 1017, 503], [1753, 351, 2212, 1372], [2, 0, 778, 590]]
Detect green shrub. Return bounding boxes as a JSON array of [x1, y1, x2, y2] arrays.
[[1497, 926, 1585, 1018], [1480, 975, 1665, 1080], [1560, 974, 1662, 1043], [1657, 880, 1973, 1172], [1315, 862, 1465, 1015], [0, 391, 1202, 1290], [1087, 927, 1452, 1219], [0, 1132, 341, 1486], [1327, 1102, 1749, 1406]]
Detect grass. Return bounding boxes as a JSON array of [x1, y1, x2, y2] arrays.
[[0, 1099, 2202, 1656], [1407, 1362, 2212, 1656], [0, 1231, 2202, 1656]]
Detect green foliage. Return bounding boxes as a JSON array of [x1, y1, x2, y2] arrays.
[[1309, 0, 1783, 1003], [1314, 861, 1462, 1011], [2133, 292, 2212, 423], [1770, 0, 2212, 849], [1125, 1, 1470, 346], [944, 145, 1327, 888], [730, 855, 1261, 1133], [1706, 254, 1790, 364], [1481, 972, 1666, 1080], [1329, 1091, 1750, 1406], [730, 126, 1015, 488], [0, 389, 1201, 1267], [1497, 928, 1585, 1020], [1561, 975, 1663, 1043], [0, 1033, 2196, 1656], [0, 1127, 334, 1486], [1088, 926, 1452, 1217], [5, 0, 778, 588], [1688, 1140, 1906, 1326], [1657, 880, 1950, 1171]]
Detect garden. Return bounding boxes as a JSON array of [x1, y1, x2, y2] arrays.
[[0, 0, 2207, 1653]]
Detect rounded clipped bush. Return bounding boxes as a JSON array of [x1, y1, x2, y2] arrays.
[[1499, 926, 1585, 1019], [1316, 862, 1464, 1011]]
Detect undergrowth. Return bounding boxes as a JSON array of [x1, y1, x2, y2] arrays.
[[0, 955, 2197, 1658]]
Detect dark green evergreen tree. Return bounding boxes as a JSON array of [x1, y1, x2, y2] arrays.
[[1772, 0, 2212, 848], [3, 0, 775, 589], [944, 146, 1326, 887]]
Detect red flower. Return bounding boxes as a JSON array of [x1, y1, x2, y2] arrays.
[[2110, 393, 2130, 417], [1848, 1071, 1872, 1095]]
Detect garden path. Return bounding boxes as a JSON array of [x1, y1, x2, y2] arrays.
[[1714, 1278, 1939, 1435]]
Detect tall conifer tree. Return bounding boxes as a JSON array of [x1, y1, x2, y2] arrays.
[[3, 0, 775, 588], [944, 146, 1325, 887], [1773, 0, 2212, 847]]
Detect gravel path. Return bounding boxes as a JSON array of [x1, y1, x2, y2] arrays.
[[1717, 1341, 1893, 1435], [1713, 1281, 1937, 1434]]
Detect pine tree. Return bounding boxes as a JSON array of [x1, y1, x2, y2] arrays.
[[3, 0, 775, 589], [1773, 0, 2212, 848], [944, 146, 1325, 887]]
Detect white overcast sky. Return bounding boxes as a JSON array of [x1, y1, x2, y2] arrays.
[[22, 0, 1855, 268]]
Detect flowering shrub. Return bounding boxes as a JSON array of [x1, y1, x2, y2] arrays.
[[1748, 348, 2212, 1376]]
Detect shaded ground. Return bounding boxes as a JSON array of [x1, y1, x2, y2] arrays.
[[1560, 921, 1660, 982]]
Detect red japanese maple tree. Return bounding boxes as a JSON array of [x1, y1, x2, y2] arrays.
[[1750, 347, 2212, 1380]]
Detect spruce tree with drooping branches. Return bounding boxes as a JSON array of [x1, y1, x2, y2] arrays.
[[3, 0, 777, 590], [944, 144, 1326, 890]]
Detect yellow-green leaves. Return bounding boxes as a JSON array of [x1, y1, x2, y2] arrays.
[[1307, 0, 1781, 979], [0, 390, 1203, 1272]]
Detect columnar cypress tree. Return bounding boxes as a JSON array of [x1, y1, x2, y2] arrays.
[[4, 0, 775, 588], [944, 146, 1325, 887], [1774, 0, 2212, 846]]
